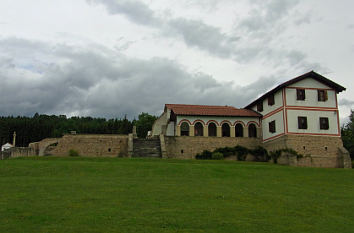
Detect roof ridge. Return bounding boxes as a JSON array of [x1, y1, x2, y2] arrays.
[[165, 104, 261, 117], [165, 104, 238, 109]]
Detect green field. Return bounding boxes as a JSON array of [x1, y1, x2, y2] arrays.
[[0, 157, 353, 233]]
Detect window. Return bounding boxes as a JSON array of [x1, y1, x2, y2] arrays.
[[257, 102, 263, 112], [298, 116, 308, 129], [208, 123, 217, 137], [248, 124, 257, 138], [235, 123, 243, 137], [222, 123, 230, 137], [268, 94, 275, 106], [320, 117, 329, 130], [180, 122, 189, 136], [318, 90, 328, 102], [296, 89, 305, 100], [194, 122, 203, 136], [269, 120, 276, 133]]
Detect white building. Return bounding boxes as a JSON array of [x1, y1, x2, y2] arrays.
[[245, 71, 345, 142], [1, 143, 13, 152], [152, 71, 351, 168], [152, 104, 262, 138]]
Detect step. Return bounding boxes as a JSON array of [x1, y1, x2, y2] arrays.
[[133, 138, 162, 158]]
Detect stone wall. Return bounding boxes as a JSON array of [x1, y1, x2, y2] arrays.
[[48, 134, 129, 157], [164, 136, 261, 159], [264, 135, 352, 168], [0, 147, 36, 160], [29, 138, 60, 156], [10, 147, 36, 158]]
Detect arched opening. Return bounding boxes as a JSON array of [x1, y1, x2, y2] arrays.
[[208, 123, 217, 137], [222, 123, 230, 137], [235, 123, 243, 137], [194, 122, 203, 136], [248, 124, 257, 138], [180, 122, 190, 136]]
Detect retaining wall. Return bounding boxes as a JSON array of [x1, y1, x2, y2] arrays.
[[48, 134, 129, 157], [163, 136, 261, 159], [264, 135, 351, 168]]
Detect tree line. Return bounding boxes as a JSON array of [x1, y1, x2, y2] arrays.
[[341, 110, 354, 160], [0, 112, 157, 147]]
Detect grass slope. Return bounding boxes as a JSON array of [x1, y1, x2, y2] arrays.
[[0, 157, 353, 233]]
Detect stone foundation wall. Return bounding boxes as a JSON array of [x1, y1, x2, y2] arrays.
[[264, 135, 343, 157], [285, 135, 343, 157], [264, 135, 352, 168], [49, 134, 129, 157], [164, 136, 261, 159]]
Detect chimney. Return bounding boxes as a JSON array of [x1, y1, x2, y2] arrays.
[[13, 131, 16, 147]]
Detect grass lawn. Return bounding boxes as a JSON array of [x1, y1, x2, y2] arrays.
[[0, 157, 353, 233]]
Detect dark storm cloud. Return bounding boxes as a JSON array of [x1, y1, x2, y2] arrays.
[[167, 18, 233, 58], [0, 37, 278, 118]]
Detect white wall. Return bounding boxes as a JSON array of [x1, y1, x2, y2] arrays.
[[287, 109, 339, 135], [262, 110, 285, 140], [166, 122, 175, 136], [285, 88, 336, 108], [1, 143, 13, 151], [288, 78, 330, 89], [251, 89, 283, 116]]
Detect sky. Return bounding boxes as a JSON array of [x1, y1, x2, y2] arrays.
[[0, 0, 353, 123]]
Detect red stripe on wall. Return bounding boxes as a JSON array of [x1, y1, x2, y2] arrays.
[[286, 106, 337, 110], [287, 132, 340, 137], [263, 133, 285, 142], [262, 107, 283, 119]]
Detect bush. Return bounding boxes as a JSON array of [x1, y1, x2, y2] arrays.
[[214, 147, 234, 157], [196, 150, 212, 160], [282, 148, 303, 158], [249, 146, 269, 161], [269, 150, 281, 164], [68, 149, 79, 157], [195, 146, 267, 161], [234, 145, 248, 161], [269, 148, 304, 163], [211, 152, 224, 160]]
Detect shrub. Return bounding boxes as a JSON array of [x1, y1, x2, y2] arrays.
[[281, 148, 303, 158], [68, 149, 79, 157], [196, 150, 212, 160], [269, 150, 281, 164], [211, 152, 224, 160], [249, 146, 269, 161], [269, 148, 304, 163], [233, 145, 248, 161]]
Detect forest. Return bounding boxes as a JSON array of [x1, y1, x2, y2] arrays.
[[0, 112, 157, 147], [341, 110, 354, 159]]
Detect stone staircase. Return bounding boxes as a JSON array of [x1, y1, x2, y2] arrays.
[[133, 137, 161, 158]]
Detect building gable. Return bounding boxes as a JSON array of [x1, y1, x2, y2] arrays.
[[245, 71, 345, 110]]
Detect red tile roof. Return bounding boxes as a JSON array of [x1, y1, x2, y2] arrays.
[[165, 104, 261, 117]]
